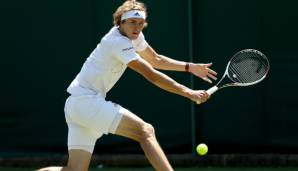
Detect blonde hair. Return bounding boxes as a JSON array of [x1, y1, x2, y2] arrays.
[[113, 0, 148, 26]]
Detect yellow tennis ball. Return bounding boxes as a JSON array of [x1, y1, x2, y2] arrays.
[[196, 143, 208, 155]]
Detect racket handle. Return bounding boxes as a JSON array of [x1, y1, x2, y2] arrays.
[[196, 86, 218, 104], [206, 86, 218, 95]]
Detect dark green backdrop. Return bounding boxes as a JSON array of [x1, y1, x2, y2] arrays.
[[2, 0, 298, 155]]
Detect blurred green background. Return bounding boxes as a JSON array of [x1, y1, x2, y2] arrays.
[[2, 0, 298, 156]]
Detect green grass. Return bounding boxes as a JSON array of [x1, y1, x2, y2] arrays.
[[1, 167, 298, 171]]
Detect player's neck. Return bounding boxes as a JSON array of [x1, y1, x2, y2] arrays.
[[118, 27, 128, 38]]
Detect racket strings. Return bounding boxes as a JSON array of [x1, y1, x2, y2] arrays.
[[235, 58, 267, 82], [231, 60, 266, 83], [228, 51, 269, 84], [229, 66, 250, 83], [230, 65, 256, 83], [231, 57, 260, 82]]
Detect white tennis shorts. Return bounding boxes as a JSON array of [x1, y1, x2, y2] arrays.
[[64, 94, 125, 153]]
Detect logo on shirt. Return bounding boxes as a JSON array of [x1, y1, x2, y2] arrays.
[[122, 47, 134, 51], [134, 12, 140, 16]]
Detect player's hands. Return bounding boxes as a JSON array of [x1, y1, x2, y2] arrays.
[[189, 63, 217, 83], [189, 90, 210, 104]]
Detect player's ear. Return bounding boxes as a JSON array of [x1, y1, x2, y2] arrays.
[[143, 22, 148, 28]]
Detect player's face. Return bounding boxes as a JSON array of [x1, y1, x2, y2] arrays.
[[119, 18, 146, 40]]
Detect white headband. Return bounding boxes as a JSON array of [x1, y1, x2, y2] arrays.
[[121, 10, 146, 21]]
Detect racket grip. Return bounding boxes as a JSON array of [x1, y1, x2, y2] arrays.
[[196, 86, 218, 104], [206, 86, 218, 95]]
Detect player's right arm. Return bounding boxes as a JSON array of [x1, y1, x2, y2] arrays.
[[127, 57, 209, 103]]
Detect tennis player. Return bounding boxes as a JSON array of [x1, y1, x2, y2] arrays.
[[37, 0, 217, 171]]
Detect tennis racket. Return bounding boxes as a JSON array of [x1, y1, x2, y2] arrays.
[[197, 49, 270, 104]]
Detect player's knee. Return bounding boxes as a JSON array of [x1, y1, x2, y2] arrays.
[[139, 123, 155, 141]]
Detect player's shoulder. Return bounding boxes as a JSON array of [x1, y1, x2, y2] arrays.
[[102, 37, 131, 52], [101, 27, 131, 47]]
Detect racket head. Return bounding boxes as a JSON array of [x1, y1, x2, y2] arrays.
[[225, 49, 270, 86]]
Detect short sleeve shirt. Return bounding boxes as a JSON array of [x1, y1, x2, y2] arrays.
[[67, 27, 149, 97]]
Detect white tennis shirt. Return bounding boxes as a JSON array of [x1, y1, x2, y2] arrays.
[[67, 27, 148, 97]]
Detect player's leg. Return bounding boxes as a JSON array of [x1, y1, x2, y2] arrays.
[[37, 96, 102, 171], [63, 149, 92, 171], [36, 149, 91, 171], [114, 108, 173, 171], [37, 124, 95, 171]]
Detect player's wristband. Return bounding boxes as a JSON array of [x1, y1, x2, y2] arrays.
[[185, 63, 190, 72]]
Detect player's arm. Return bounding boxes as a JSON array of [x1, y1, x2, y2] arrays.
[[138, 45, 217, 83], [127, 57, 209, 103], [138, 45, 186, 71]]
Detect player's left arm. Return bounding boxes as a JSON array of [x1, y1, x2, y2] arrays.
[[138, 45, 218, 83]]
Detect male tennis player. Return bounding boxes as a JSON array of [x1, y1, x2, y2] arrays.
[[37, 0, 217, 171]]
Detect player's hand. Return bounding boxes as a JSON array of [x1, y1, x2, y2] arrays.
[[189, 63, 217, 83], [189, 90, 209, 104]]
